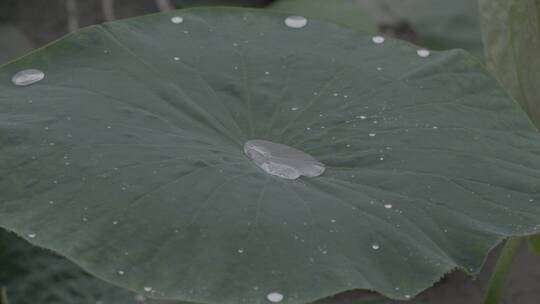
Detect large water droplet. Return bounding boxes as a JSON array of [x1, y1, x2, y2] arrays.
[[267, 292, 284, 303], [284, 16, 307, 29], [244, 139, 325, 180], [12, 69, 45, 86]]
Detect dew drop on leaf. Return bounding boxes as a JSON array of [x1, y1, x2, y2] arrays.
[[372, 36, 385, 44], [284, 16, 307, 29], [12, 69, 45, 86], [384, 204, 393, 209], [244, 140, 325, 180], [372, 243, 380, 250], [417, 49, 431, 57], [27, 233, 36, 238], [267, 292, 284, 303], [171, 16, 183, 24]]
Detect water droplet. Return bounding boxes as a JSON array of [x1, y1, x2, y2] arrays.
[[113, 220, 118, 225], [49, 200, 54, 204], [372, 243, 380, 250], [356, 115, 367, 120], [376, 67, 383, 71], [417, 49, 430, 57], [284, 16, 307, 29], [369, 133, 376, 137], [12, 69, 45, 86], [237, 248, 244, 254], [143, 286, 152, 292], [384, 204, 393, 209], [173, 57, 180, 61], [28, 233, 36, 238], [244, 139, 325, 180], [118, 270, 125, 275], [331, 219, 337, 223], [290, 107, 299, 111], [171, 16, 183, 24], [265, 71, 270, 75], [405, 294, 411, 299], [267, 292, 284, 302], [372, 36, 385, 44]]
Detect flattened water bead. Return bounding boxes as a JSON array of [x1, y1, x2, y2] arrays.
[[171, 16, 183, 24], [244, 140, 325, 180], [372, 36, 385, 44], [284, 16, 307, 29], [267, 292, 284, 303], [12, 69, 45, 86], [417, 49, 431, 57]]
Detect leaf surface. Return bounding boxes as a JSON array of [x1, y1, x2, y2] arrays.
[[1, 8, 540, 304]]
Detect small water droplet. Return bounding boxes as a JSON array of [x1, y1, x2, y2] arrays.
[[237, 248, 244, 254], [377, 67, 383, 71], [417, 49, 430, 57], [291, 107, 299, 111], [356, 115, 367, 120], [372, 36, 385, 44], [265, 71, 270, 75], [267, 292, 284, 302], [244, 140, 325, 180], [369, 133, 376, 137], [118, 270, 125, 275], [384, 204, 393, 209], [173, 57, 180, 61], [372, 243, 380, 250], [405, 294, 411, 299], [144, 286, 152, 292], [12, 69, 45, 86], [284, 16, 307, 29], [28, 233, 36, 238], [171, 16, 183, 24], [113, 220, 118, 225]]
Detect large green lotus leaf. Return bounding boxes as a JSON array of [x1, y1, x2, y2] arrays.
[[479, 0, 540, 128], [268, 0, 377, 33], [1, 7, 540, 304], [388, 0, 483, 58], [0, 229, 183, 304]]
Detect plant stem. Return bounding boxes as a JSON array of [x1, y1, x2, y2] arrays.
[[1, 287, 8, 304], [483, 237, 523, 304]]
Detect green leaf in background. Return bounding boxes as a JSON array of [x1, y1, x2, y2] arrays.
[[0, 229, 181, 304], [528, 234, 540, 254], [1, 7, 540, 304], [479, 0, 540, 128], [0, 24, 33, 65], [269, 0, 377, 33], [388, 0, 484, 58]]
